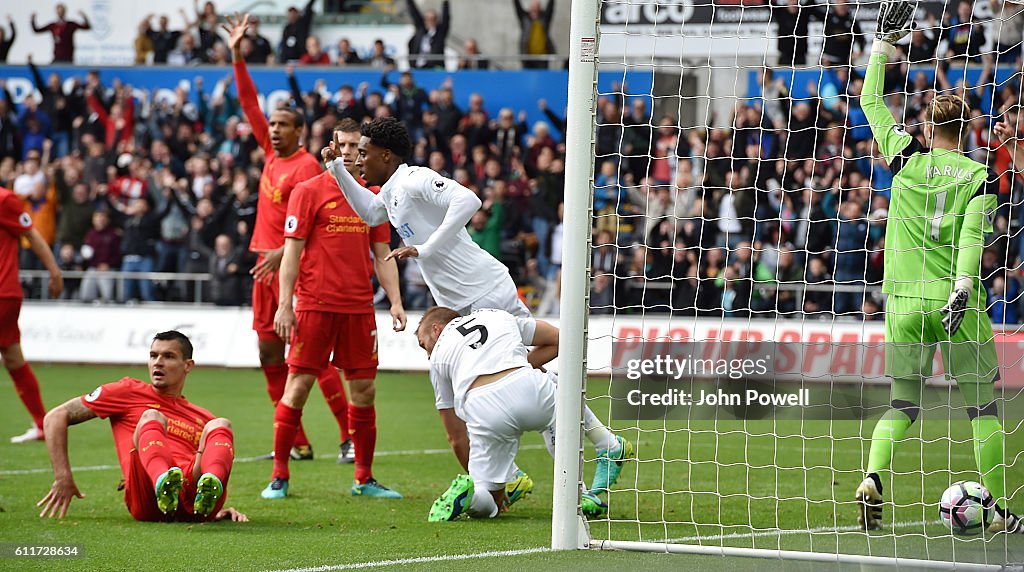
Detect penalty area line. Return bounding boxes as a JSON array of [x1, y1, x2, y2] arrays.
[[0, 443, 549, 476], [263, 547, 550, 572]]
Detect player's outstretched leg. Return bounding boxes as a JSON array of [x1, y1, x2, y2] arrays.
[[314, 367, 353, 464], [584, 404, 635, 496], [5, 345, 47, 443], [858, 390, 919, 530], [194, 418, 233, 517], [348, 377, 402, 499], [428, 474, 475, 522]]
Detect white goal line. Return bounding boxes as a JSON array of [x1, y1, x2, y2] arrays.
[[262, 547, 550, 572]]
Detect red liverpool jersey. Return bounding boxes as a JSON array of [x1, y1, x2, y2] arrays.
[[80, 377, 216, 481], [0, 187, 32, 300], [284, 171, 390, 314], [235, 60, 322, 252]]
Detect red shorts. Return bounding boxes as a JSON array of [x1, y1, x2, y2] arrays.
[[124, 449, 225, 522], [251, 267, 281, 342], [0, 297, 21, 347], [287, 311, 377, 380]]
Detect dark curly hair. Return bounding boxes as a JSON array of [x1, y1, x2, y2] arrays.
[[361, 117, 411, 160]]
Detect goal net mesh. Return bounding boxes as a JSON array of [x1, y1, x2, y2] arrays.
[[572, 0, 1024, 566]]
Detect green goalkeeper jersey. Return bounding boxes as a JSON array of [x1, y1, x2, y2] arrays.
[[862, 51, 999, 304]]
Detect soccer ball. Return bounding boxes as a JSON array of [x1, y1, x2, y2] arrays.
[[939, 481, 992, 535]]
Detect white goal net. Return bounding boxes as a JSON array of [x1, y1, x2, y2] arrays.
[[553, 0, 1024, 568]]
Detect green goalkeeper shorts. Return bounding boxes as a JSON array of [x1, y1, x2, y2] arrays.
[[884, 295, 998, 399]]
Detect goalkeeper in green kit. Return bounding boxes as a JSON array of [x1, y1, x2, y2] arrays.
[[856, 1, 1019, 534]]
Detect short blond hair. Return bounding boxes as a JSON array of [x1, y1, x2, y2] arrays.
[[927, 95, 971, 143]]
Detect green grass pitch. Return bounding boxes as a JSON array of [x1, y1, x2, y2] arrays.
[[1, 365, 1022, 571]]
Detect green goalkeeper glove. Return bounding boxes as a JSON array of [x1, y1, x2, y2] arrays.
[[872, 1, 915, 59], [939, 275, 973, 336]]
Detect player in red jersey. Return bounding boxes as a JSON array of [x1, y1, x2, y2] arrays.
[[37, 331, 247, 522], [227, 13, 353, 463], [0, 186, 63, 444], [261, 119, 406, 500]]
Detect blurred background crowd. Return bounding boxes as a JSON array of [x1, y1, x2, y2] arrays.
[[3, 0, 1024, 326]]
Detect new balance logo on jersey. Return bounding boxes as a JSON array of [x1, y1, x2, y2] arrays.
[[924, 165, 974, 181]]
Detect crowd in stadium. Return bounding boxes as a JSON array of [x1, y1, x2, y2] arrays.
[[3, 0, 1024, 326]]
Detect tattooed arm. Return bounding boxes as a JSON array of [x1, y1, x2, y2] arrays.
[[37, 398, 97, 518]]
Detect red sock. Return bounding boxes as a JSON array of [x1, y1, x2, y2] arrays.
[[317, 368, 349, 440], [263, 364, 310, 448], [137, 420, 174, 486], [272, 403, 302, 480], [199, 426, 234, 486], [349, 404, 376, 483], [9, 363, 46, 429]]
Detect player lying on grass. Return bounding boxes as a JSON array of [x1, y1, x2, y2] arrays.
[[857, 0, 1020, 534], [37, 331, 247, 523], [226, 12, 352, 464], [416, 308, 633, 521], [261, 119, 405, 501]]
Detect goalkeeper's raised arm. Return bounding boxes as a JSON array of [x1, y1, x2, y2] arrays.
[[862, 0, 915, 160]]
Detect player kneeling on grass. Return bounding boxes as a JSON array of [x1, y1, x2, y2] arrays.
[[37, 331, 246, 523], [416, 308, 633, 521], [858, 0, 1021, 534]]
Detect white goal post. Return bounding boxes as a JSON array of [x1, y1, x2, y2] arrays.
[[553, 0, 1023, 568]]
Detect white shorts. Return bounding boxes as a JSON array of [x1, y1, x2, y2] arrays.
[[461, 367, 556, 490], [461, 275, 531, 318]]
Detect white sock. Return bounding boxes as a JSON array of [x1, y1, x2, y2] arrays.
[[467, 484, 499, 518], [541, 427, 556, 458], [583, 405, 619, 454]]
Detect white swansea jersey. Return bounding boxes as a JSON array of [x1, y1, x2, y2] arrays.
[[379, 164, 513, 309], [428, 309, 537, 418]]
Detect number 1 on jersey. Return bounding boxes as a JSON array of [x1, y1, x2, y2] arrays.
[[930, 190, 947, 241]]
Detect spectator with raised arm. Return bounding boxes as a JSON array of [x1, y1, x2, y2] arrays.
[[514, 0, 555, 69], [279, 0, 316, 63], [31, 4, 91, 63], [406, 0, 450, 69], [144, 13, 186, 64], [242, 16, 274, 64], [0, 15, 16, 63]]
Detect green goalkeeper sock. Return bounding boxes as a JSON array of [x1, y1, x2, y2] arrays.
[[972, 416, 1005, 507], [867, 409, 913, 474]]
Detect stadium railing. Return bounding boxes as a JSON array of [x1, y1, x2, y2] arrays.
[[19, 269, 213, 304]]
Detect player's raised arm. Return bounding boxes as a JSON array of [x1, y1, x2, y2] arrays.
[[408, 177, 481, 259], [863, 1, 916, 160], [225, 13, 271, 154], [37, 398, 97, 518], [324, 155, 389, 226]]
